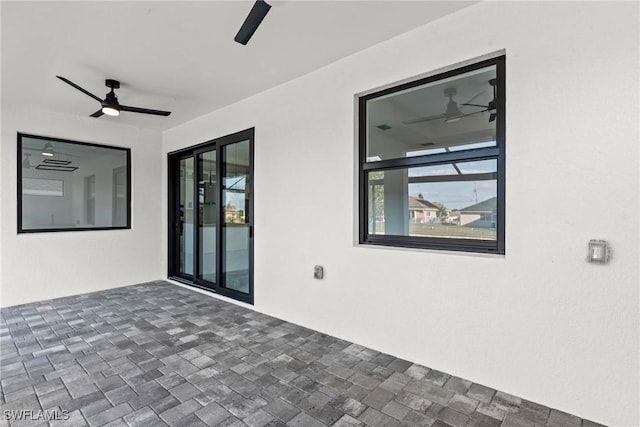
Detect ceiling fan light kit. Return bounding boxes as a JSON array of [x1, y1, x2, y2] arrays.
[[42, 142, 55, 157], [102, 105, 120, 116]]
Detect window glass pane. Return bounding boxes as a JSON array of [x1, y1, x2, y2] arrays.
[[409, 163, 459, 176], [198, 150, 216, 283], [406, 148, 446, 157], [367, 160, 497, 240], [223, 140, 250, 224], [180, 157, 194, 275], [19, 135, 129, 231], [447, 141, 496, 152], [223, 226, 250, 294], [222, 140, 250, 294], [113, 167, 127, 226], [366, 65, 497, 162]]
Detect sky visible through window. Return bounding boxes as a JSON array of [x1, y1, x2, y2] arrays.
[[409, 180, 496, 210], [406, 141, 496, 210]]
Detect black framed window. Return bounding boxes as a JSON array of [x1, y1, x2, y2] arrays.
[[358, 56, 505, 254], [18, 133, 131, 233]]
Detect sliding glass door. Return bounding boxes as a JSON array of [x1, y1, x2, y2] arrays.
[[169, 129, 254, 304]]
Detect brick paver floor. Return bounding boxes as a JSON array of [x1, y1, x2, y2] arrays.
[[0, 281, 605, 427]]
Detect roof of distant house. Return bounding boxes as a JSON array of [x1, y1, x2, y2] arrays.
[[460, 197, 497, 213], [409, 196, 439, 210]]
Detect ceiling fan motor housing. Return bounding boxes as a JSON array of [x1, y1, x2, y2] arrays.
[[103, 91, 119, 105], [102, 85, 121, 116], [443, 87, 461, 119], [102, 79, 121, 113]]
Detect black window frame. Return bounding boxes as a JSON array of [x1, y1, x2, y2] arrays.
[[358, 56, 506, 254], [17, 133, 132, 234]]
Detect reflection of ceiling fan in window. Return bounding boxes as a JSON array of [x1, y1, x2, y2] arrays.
[[22, 152, 78, 171], [22, 142, 81, 159], [461, 78, 497, 122], [22, 141, 81, 169], [403, 79, 497, 125]]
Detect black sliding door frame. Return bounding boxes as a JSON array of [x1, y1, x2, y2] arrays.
[[168, 152, 195, 283], [168, 128, 254, 304], [192, 145, 218, 290]]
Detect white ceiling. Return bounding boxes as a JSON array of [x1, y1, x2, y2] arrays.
[[1, 1, 477, 132]]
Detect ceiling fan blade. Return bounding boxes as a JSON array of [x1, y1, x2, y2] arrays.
[[234, 0, 271, 45], [461, 103, 488, 108], [462, 90, 485, 106], [90, 109, 104, 118], [403, 114, 445, 125], [457, 109, 489, 119], [54, 151, 82, 158], [56, 76, 103, 103], [120, 105, 171, 116]]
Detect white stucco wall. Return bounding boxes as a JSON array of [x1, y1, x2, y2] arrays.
[[162, 2, 639, 425], [0, 107, 163, 307]]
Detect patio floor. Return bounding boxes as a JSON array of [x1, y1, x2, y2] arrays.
[[0, 281, 603, 427]]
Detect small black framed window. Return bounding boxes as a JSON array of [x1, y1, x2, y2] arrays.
[[18, 133, 131, 233], [358, 56, 505, 254]]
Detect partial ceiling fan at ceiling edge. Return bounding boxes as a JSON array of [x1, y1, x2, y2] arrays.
[[234, 0, 271, 45], [461, 78, 498, 123], [403, 81, 497, 125], [56, 76, 171, 118], [402, 87, 484, 125]]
